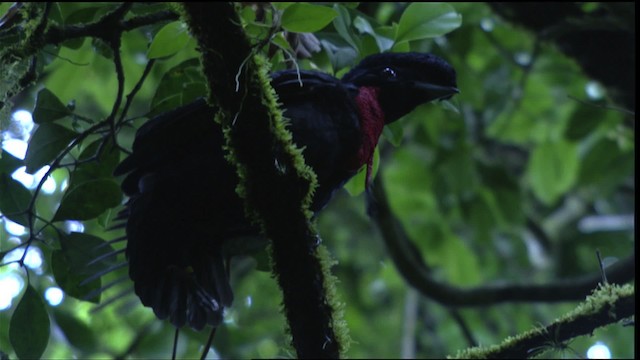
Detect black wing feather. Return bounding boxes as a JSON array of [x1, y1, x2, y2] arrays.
[[117, 69, 362, 329]]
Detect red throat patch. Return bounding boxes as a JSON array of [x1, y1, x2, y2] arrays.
[[352, 86, 385, 187]]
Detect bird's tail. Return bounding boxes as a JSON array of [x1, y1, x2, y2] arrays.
[[111, 98, 237, 330], [130, 249, 233, 330], [123, 176, 234, 331]]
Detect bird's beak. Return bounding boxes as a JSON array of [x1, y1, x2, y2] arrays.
[[412, 82, 459, 102]]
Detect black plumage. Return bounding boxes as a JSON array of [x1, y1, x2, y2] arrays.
[[114, 52, 458, 330]]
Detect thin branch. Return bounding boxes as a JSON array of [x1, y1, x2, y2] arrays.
[[18, 117, 113, 267], [47, 7, 175, 45], [200, 327, 217, 360], [4, 5, 167, 264], [30, 2, 53, 46], [8, 6, 178, 60], [107, 36, 125, 149], [172, 328, 179, 360], [448, 310, 477, 348], [567, 95, 635, 116], [454, 284, 635, 358], [596, 249, 608, 285], [116, 59, 156, 128], [369, 175, 635, 307]]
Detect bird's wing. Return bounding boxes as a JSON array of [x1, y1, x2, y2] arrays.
[[113, 69, 364, 329], [114, 98, 215, 194], [114, 99, 248, 330], [271, 69, 363, 211]]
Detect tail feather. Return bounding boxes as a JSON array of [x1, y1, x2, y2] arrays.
[[116, 99, 251, 330], [130, 252, 231, 330], [169, 278, 188, 328]]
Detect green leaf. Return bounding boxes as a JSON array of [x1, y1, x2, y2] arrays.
[[578, 138, 634, 189], [440, 234, 481, 286], [344, 147, 379, 196], [272, 2, 295, 11], [463, 188, 508, 244], [24, 123, 77, 174], [281, 3, 338, 33], [49, 138, 122, 222], [52, 309, 97, 353], [478, 164, 524, 226], [353, 16, 393, 53], [384, 147, 437, 220], [0, 151, 24, 174], [129, 2, 170, 16], [383, 121, 404, 147], [9, 285, 50, 360], [564, 104, 611, 141], [147, 21, 191, 59], [96, 207, 116, 229], [53, 178, 121, 221], [239, 4, 257, 24], [252, 248, 272, 272], [76, 138, 121, 178], [60, 232, 118, 280], [51, 250, 100, 303], [436, 144, 479, 196], [52, 232, 116, 303], [60, 6, 103, 49], [150, 58, 206, 117], [321, 40, 359, 73], [527, 140, 580, 205], [332, 4, 360, 51], [32, 88, 72, 124], [0, 173, 31, 226], [395, 3, 462, 45]]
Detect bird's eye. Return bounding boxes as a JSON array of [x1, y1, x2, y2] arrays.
[[381, 67, 396, 79]]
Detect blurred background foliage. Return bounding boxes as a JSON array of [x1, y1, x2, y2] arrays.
[[0, 2, 634, 359]]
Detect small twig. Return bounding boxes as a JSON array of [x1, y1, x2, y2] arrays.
[[40, 48, 91, 66], [32, 213, 64, 241], [116, 59, 156, 128], [108, 36, 125, 149], [448, 310, 478, 348], [567, 95, 635, 116], [596, 249, 608, 285], [200, 327, 217, 360], [172, 328, 179, 360], [18, 117, 113, 267], [0, 242, 31, 268]]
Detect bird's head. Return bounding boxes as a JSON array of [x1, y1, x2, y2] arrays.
[[341, 52, 458, 123]]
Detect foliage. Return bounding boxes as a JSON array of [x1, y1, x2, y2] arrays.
[[0, 2, 634, 359]]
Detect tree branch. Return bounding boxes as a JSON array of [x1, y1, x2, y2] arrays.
[[180, 3, 345, 358], [454, 284, 635, 358], [4, 6, 177, 61], [369, 175, 635, 306], [45, 7, 177, 47], [1, 4, 177, 114]]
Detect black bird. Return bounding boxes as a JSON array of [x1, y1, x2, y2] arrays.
[[114, 52, 458, 331]]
